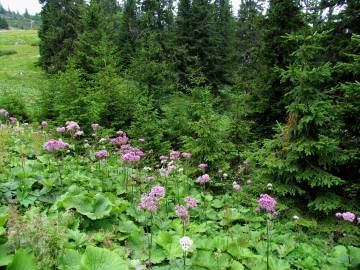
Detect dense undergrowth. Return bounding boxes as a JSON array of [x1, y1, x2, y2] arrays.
[[0, 114, 359, 270]]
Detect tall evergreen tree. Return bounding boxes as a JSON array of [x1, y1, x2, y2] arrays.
[[38, 0, 84, 73], [0, 16, 9, 29], [213, 0, 235, 85], [250, 0, 304, 136], [252, 32, 354, 213], [118, 0, 139, 69]]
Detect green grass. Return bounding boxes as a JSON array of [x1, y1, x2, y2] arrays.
[[0, 29, 47, 119]]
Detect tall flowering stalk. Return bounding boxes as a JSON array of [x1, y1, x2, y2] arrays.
[[139, 186, 165, 269], [179, 236, 193, 270], [95, 150, 109, 190], [44, 139, 69, 184], [256, 193, 278, 270]]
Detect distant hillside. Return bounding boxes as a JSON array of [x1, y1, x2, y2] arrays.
[[0, 3, 41, 29]]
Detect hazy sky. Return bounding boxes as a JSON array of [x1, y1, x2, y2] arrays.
[[0, 0, 243, 15]]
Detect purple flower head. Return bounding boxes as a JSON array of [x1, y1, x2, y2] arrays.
[[65, 121, 80, 131], [150, 185, 165, 198], [196, 174, 210, 185], [184, 196, 198, 209], [44, 139, 69, 152], [258, 194, 277, 214], [9, 117, 17, 123], [358, 217, 360, 224], [342, 212, 356, 222], [139, 138, 145, 143], [56, 127, 66, 133], [176, 205, 189, 223], [170, 151, 181, 160], [91, 123, 100, 132], [95, 150, 109, 160], [255, 207, 260, 213], [335, 212, 343, 218], [139, 193, 159, 212], [40, 121, 48, 128], [198, 163, 208, 170], [110, 135, 129, 145], [145, 176, 155, 183], [160, 155, 168, 161], [121, 152, 141, 162], [232, 182, 241, 190], [74, 130, 84, 137], [182, 152, 191, 159]]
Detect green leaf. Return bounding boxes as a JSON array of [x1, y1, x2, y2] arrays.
[[230, 261, 245, 270], [0, 245, 13, 267], [56, 188, 112, 220], [348, 246, 360, 269], [6, 249, 37, 270], [59, 249, 82, 270], [79, 246, 129, 270]]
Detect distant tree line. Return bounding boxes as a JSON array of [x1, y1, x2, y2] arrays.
[[0, 3, 41, 29]]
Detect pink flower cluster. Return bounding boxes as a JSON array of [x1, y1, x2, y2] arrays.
[[139, 185, 165, 212], [232, 182, 241, 190], [182, 152, 191, 159], [56, 127, 66, 133], [150, 185, 165, 197], [110, 133, 129, 145], [184, 196, 198, 209], [44, 139, 69, 152], [198, 163, 208, 170], [40, 121, 47, 129], [95, 150, 109, 160], [258, 194, 277, 215], [159, 162, 177, 177], [65, 121, 80, 131], [145, 176, 155, 183], [120, 144, 144, 162], [139, 193, 160, 212], [176, 205, 190, 222], [335, 211, 357, 223], [170, 151, 181, 160], [196, 174, 210, 185]]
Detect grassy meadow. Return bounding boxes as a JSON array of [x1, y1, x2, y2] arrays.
[[0, 30, 47, 119]]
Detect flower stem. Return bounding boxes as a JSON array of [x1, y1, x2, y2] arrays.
[[266, 217, 270, 270]]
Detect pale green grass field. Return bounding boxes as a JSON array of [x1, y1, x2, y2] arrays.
[[0, 30, 48, 119]]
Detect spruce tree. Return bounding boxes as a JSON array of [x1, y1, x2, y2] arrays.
[[252, 32, 353, 213], [38, 0, 84, 73], [252, 0, 304, 136], [118, 0, 139, 69], [213, 0, 235, 86], [0, 16, 9, 29]]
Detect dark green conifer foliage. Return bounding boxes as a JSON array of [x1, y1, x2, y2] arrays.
[[71, 0, 118, 74], [213, 0, 235, 85], [118, 0, 139, 69], [252, 32, 353, 213], [186, 0, 218, 86], [251, 0, 304, 136], [38, 0, 84, 73], [333, 34, 360, 204], [0, 16, 9, 29]]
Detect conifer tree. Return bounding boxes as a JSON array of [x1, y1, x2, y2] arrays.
[[252, 32, 353, 213], [38, 0, 85, 73], [118, 0, 139, 69], [213, 0, 235, 85], [251, 0, 304, 136], [0, 16, 9, 29]]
